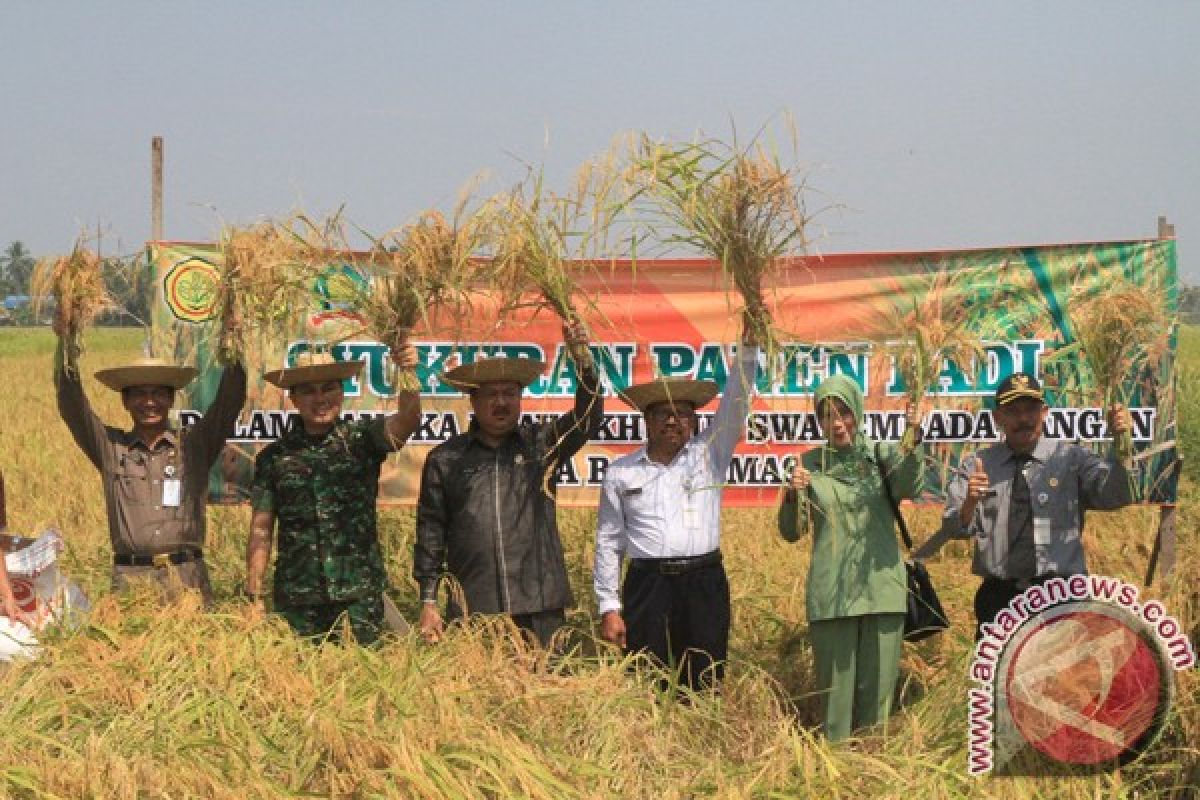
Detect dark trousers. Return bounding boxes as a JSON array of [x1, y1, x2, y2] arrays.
[[512, 608, 566, 648], [974, 575, 1060, 640], [622, 560, 730, 691], [278, 593, 385, 646]]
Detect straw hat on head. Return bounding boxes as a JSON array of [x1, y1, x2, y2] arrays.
[[264, 352, 363, 390], [620, 377, 718, 414], [95, 357, 198, 392], [441, 357, 546, 392]]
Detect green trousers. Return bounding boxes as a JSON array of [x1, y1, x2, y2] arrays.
[[808, 613, 904, 742], [278, 594, 385, 646]]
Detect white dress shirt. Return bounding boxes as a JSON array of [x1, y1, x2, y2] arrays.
[[594, 346, 759, 614]]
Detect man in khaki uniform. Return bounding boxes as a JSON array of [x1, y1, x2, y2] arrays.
[[54, 316, 246, 604]]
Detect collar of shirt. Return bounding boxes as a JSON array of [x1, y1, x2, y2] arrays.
[[465, 419, 532, 452], [632, 436, 700, 469], [123, 428, 179, 452], [1001, 436, 1055, 466]]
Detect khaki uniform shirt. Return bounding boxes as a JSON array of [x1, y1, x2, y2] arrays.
[[56, 360, 246, 558]]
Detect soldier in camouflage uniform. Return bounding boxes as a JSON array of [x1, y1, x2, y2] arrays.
[[245, 342, 420, 644]]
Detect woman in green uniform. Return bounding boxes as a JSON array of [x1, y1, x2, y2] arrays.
[[778, 375, 924, 741]]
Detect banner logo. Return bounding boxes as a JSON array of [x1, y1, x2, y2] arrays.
[[163, 257, 221, 322], [968, 576, 1194, 775]]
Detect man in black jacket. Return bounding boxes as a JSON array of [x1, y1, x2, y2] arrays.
[[414, 320, 602, 646]]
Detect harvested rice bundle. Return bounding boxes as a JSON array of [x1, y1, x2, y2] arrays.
[[31, 242, 116, 375], [629, 133, 809, 348], [357, 201, 490, 391], [874, 267, 988, 450], [216, 218, 322, 363], [1050, 280, 1172, 460], [487, 156, 623, 339]]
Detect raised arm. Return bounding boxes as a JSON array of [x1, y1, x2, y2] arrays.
[[548, 319, 604, 463], [384, 338, 422, 449], [53, 329, 106, 470], [190, 362, 248, 469], [1079, 404, 1134, 510], [705, 341, 759, 472]]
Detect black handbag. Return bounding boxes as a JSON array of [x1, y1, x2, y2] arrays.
[[874, 444, 949, 642]]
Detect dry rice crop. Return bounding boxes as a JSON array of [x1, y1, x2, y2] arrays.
[[29, 242, 115, 375], [0, 328, 1195, 798], [628, 131, 810, 349]]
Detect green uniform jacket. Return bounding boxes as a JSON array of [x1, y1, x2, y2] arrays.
[[777, 375, 924, 621], [251, 418, 394, 607]]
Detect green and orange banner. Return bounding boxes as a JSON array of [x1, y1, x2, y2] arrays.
[[149, 239, 1179, 507]]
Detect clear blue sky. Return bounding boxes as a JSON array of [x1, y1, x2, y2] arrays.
[[3, 2, 1196, 279]]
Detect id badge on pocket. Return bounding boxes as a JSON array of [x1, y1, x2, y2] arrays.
[[162, 479, 182, 508], [1033, 518, 1051, 547]]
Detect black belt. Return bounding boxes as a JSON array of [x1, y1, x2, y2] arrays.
[[114, 548, 203, 568], [629, 550, 722, 576]]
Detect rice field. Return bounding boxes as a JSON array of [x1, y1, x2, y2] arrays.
[[0, 326, 1195, 799]]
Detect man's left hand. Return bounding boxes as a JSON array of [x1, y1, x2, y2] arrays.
[[562, 318, 592, 365], [1108, 403, 1131, 436]]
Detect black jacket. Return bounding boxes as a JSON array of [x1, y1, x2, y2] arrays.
[[414, 365, 602, 616]]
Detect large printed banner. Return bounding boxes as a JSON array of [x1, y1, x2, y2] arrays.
[[150, 240, 1179, 507]]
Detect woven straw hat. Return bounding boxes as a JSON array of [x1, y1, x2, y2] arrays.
[[264, 352, 363, 389], [620, 378, 718, 413], [95, 358, 198, 392], [441, 357, 546, 392]]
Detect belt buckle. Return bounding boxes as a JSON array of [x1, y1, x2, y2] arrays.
[[152, 553, 172, 569], [660, 560, 686, 576]]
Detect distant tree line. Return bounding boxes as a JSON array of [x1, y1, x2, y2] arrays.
[[1, 240, 151, 326]]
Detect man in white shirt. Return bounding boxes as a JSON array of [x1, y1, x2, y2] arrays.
[[594, 329, 759, 690]]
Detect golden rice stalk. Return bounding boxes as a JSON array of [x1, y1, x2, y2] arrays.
[[874, 267, 988, 449], [216, 217, 324, 363], [1051, 279, 1172, 460], [486, 153, 624, 328], [31, 242, 116, 375], [628, 132, 809, 348], [356, 197, 491, 392]]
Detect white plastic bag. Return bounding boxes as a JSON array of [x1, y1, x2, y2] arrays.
[[0, 529, 90, 662]]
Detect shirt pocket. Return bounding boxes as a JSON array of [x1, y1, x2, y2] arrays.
[[112, 458, 152, 505]]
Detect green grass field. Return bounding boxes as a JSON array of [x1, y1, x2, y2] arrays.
[[0, 327, 1195, 799]]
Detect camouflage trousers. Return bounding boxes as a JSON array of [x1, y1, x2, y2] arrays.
[[277, 593, 385, 646]]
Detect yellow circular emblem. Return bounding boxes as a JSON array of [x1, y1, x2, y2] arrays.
[[163, 258, 220, 322]]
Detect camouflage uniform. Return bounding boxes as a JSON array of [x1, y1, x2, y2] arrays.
[[251, 417, 395, 644]]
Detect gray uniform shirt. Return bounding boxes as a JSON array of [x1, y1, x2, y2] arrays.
[[56, 357, 246, 557], [914, 436, 1132, 579]]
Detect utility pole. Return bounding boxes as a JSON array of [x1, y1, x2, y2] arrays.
[[152, 136, 163, 242], [1145, 215, 1178, 587]]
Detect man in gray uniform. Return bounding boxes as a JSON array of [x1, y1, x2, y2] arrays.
[[915, 372, 1132, 636]]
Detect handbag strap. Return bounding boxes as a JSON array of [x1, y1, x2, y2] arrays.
[[874, 442, 914, 552]]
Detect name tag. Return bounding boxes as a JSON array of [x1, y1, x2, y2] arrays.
[[162, 480, 182, 508], [1033, 518, 1051, 547], [621, 487, 642, 497]]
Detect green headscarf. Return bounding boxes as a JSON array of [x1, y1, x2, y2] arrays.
[[814, 374, 866, 450]]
